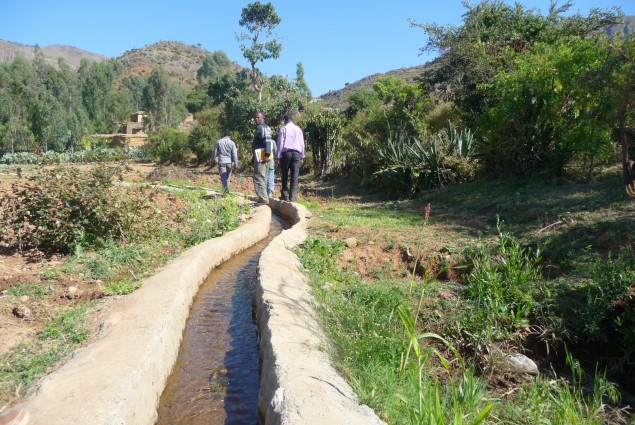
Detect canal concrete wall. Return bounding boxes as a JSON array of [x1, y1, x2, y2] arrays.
[[258, 200, 385, 425], [19, 198, 384, 425]]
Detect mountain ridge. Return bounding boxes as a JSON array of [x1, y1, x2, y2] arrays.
[[0, 39, 108, 69]]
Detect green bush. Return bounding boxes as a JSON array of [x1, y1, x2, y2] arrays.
[[578, 249, 635, 355], [188, 123, 218, 165], [146, 127, 191, 165], [461, 221, 543, 342]]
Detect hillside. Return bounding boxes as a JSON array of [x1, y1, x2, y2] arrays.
[[0, 40, 107, 69], [118, 41, 242, 87], [317, 62, 436, 110], [604, 15, 635, 36]]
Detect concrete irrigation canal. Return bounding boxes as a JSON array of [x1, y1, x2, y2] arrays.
[[156, 214, 287, 424], [18, 199, 384, 425]]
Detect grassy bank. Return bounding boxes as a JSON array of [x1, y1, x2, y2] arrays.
[[298, 165, 634, 424]]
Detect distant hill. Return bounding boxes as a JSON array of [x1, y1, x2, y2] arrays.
[[0, 39, 108, 69], [604, 15, 635, 37], [317, 63, 435, 110], [118, 41, 242, 87]]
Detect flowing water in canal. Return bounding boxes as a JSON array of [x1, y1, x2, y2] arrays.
[[156, 214, 287, 425]]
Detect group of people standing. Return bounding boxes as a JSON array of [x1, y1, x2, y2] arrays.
[[211, 112, 305, 204]]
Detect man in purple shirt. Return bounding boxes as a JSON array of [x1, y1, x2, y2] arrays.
[[276, 114, 305, 202]]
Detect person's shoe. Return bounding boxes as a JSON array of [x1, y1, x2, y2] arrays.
[[0, 407, 29, 425], [279, 196, 289, 201]]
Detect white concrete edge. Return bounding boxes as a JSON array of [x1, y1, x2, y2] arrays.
[[21, 204, 272, 425], [258, 199, 386, 425]]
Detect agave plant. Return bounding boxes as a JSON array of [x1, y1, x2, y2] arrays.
[[447, 121, 476, 158]]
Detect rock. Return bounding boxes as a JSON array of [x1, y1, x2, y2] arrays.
[[344, 237, 357, 248], [304, 212, 313, 219], [68, 286, 78, 295], [12, 306, 30, 319], [19, 295, 29, 303]]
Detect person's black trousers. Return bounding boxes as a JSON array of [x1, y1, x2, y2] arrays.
[[280, 150, 302, 202]]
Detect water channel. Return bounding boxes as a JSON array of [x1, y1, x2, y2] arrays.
[[156, 214, 287, 425]]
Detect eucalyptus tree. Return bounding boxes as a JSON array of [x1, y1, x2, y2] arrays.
[[78, 58, 125, 133], [143, 67, 188, 130], [237, 1, 282, 101], [0, 58, 36, 152], [121, 74, 146, 112]]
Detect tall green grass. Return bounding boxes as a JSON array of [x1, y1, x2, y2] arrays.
[[298, 237, 493, 424], [298, 226, 627, 424]]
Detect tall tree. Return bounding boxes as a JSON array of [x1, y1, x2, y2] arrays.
[[143, 67, 188, 130], [293, 62, 312, 100], [237, 1, 282, 102]]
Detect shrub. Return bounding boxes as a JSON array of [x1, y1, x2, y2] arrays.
[[577, 249, 635, 361], [188, 123, 218, 165], [375, 122, 478, 194], [461, 220, 543, 342], [146, 127, 191, 165], [0, 164, 158, 254]]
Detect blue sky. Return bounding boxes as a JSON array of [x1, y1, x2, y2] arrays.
[[1, 0, 634, 96]]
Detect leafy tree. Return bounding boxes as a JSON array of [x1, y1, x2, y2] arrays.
[[188, 109, 221, 164], [373, 76, 433, 139], [196, 51, 233, 85], [78, 58, 125, 133], [120, 74, 146, 112], [608, 37, 635, 193], [237, 1, 282, 101], [478, 37, 626, 176], [345, 88, 383, 119], [0, 58, 37, 153], [412, 0, 620, 124], [143, 67, 188, 130], [146, 126, 191, 165]]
